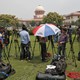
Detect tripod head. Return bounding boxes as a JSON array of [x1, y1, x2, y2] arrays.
[[12, 29, 19, 43], [14, 38, 18, 43]]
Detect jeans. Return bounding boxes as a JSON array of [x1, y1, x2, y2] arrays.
[[58, 43, 66, 57], [40, 43, 47, 61], [20, 43, 31, 60]]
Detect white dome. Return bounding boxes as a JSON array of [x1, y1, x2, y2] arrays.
[[35, 5, 45, 11]]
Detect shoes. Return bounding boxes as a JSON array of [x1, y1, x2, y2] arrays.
[[20, 60, 24, 61], [42, 59, 48, 62], [26, 58, 31, 61], [28, 60, 30, 61]]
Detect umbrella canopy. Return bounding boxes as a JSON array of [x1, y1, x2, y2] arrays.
[[32, 23, 60, 37]]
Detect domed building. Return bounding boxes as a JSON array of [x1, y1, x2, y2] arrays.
[[34, 5, 45, 19], [19, 5, 45, 27]]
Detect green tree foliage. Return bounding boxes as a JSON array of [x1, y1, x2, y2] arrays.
[[0, 14, 19, 27], [30, 20, 36, 26], [71, 21, 75, 25], [42, 12, 63, 26], [75, 18, 80, 26]]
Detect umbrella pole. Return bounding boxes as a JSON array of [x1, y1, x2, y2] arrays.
[[50, 36, 56, 56], [51, 39, 54, 56], [46, 40, 50, 52], [32, 37, 36, 59]]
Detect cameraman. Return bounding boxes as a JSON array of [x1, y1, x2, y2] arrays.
[[19, 25, 31, 61]]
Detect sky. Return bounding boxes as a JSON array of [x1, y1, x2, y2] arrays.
[[0, 0, 80, 19]]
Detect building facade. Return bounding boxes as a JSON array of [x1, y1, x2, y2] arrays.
[[64, 11, 80, 25], [19, 5, 45, 27]]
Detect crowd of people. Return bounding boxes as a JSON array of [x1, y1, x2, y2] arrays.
[[0, 25, 80, 62]]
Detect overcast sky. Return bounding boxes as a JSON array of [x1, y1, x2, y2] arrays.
[[0, 0, 80, 19]]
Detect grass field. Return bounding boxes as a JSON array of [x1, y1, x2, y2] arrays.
[[2, 35, 80, 80]]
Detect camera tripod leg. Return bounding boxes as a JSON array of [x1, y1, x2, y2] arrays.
[[14, 41, 21, 59], [68, 49, 71, 57], [3, 47, 6, 59], [8, 38, 13, 57], [46, 40, 50, 52], [68, 49, 77, 67], [72, 51, 77, 67], [67, 33, 77, 67], [2, 46, 9, 60], [2, 46, 10, 64], [14, 42, 18, 58], [32, 37, 36, 59]]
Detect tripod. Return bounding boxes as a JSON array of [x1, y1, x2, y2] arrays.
[[47, 36, 56, 56], [14, 39, 20, 58], [2, 45, 10, 64], [32, 37, 41, 59], [8, 30, 20, 58], [3, 45, 9, 59], [68, 33, 77, 67], [77, 35, 80, 52]]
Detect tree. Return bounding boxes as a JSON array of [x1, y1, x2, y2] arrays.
[[42, 12, 63, 26], [71, 21, 75, 25], [30, 20, 36, 27], [0, 14, 19, 27], [75, 18, 80, 26]]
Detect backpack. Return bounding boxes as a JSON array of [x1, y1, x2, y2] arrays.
[[45, 55, 67, 75], [0, 62, 15, 79]]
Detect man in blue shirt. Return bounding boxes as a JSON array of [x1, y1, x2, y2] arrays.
[[19, 25, 31, 60]]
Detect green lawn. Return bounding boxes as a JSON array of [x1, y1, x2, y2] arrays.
[[2, 35, 80, 80]]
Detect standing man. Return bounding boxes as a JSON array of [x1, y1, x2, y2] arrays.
[[19, 25, 31, 60], [58, 28, 68, 57], [39, 37, 47, 62]]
